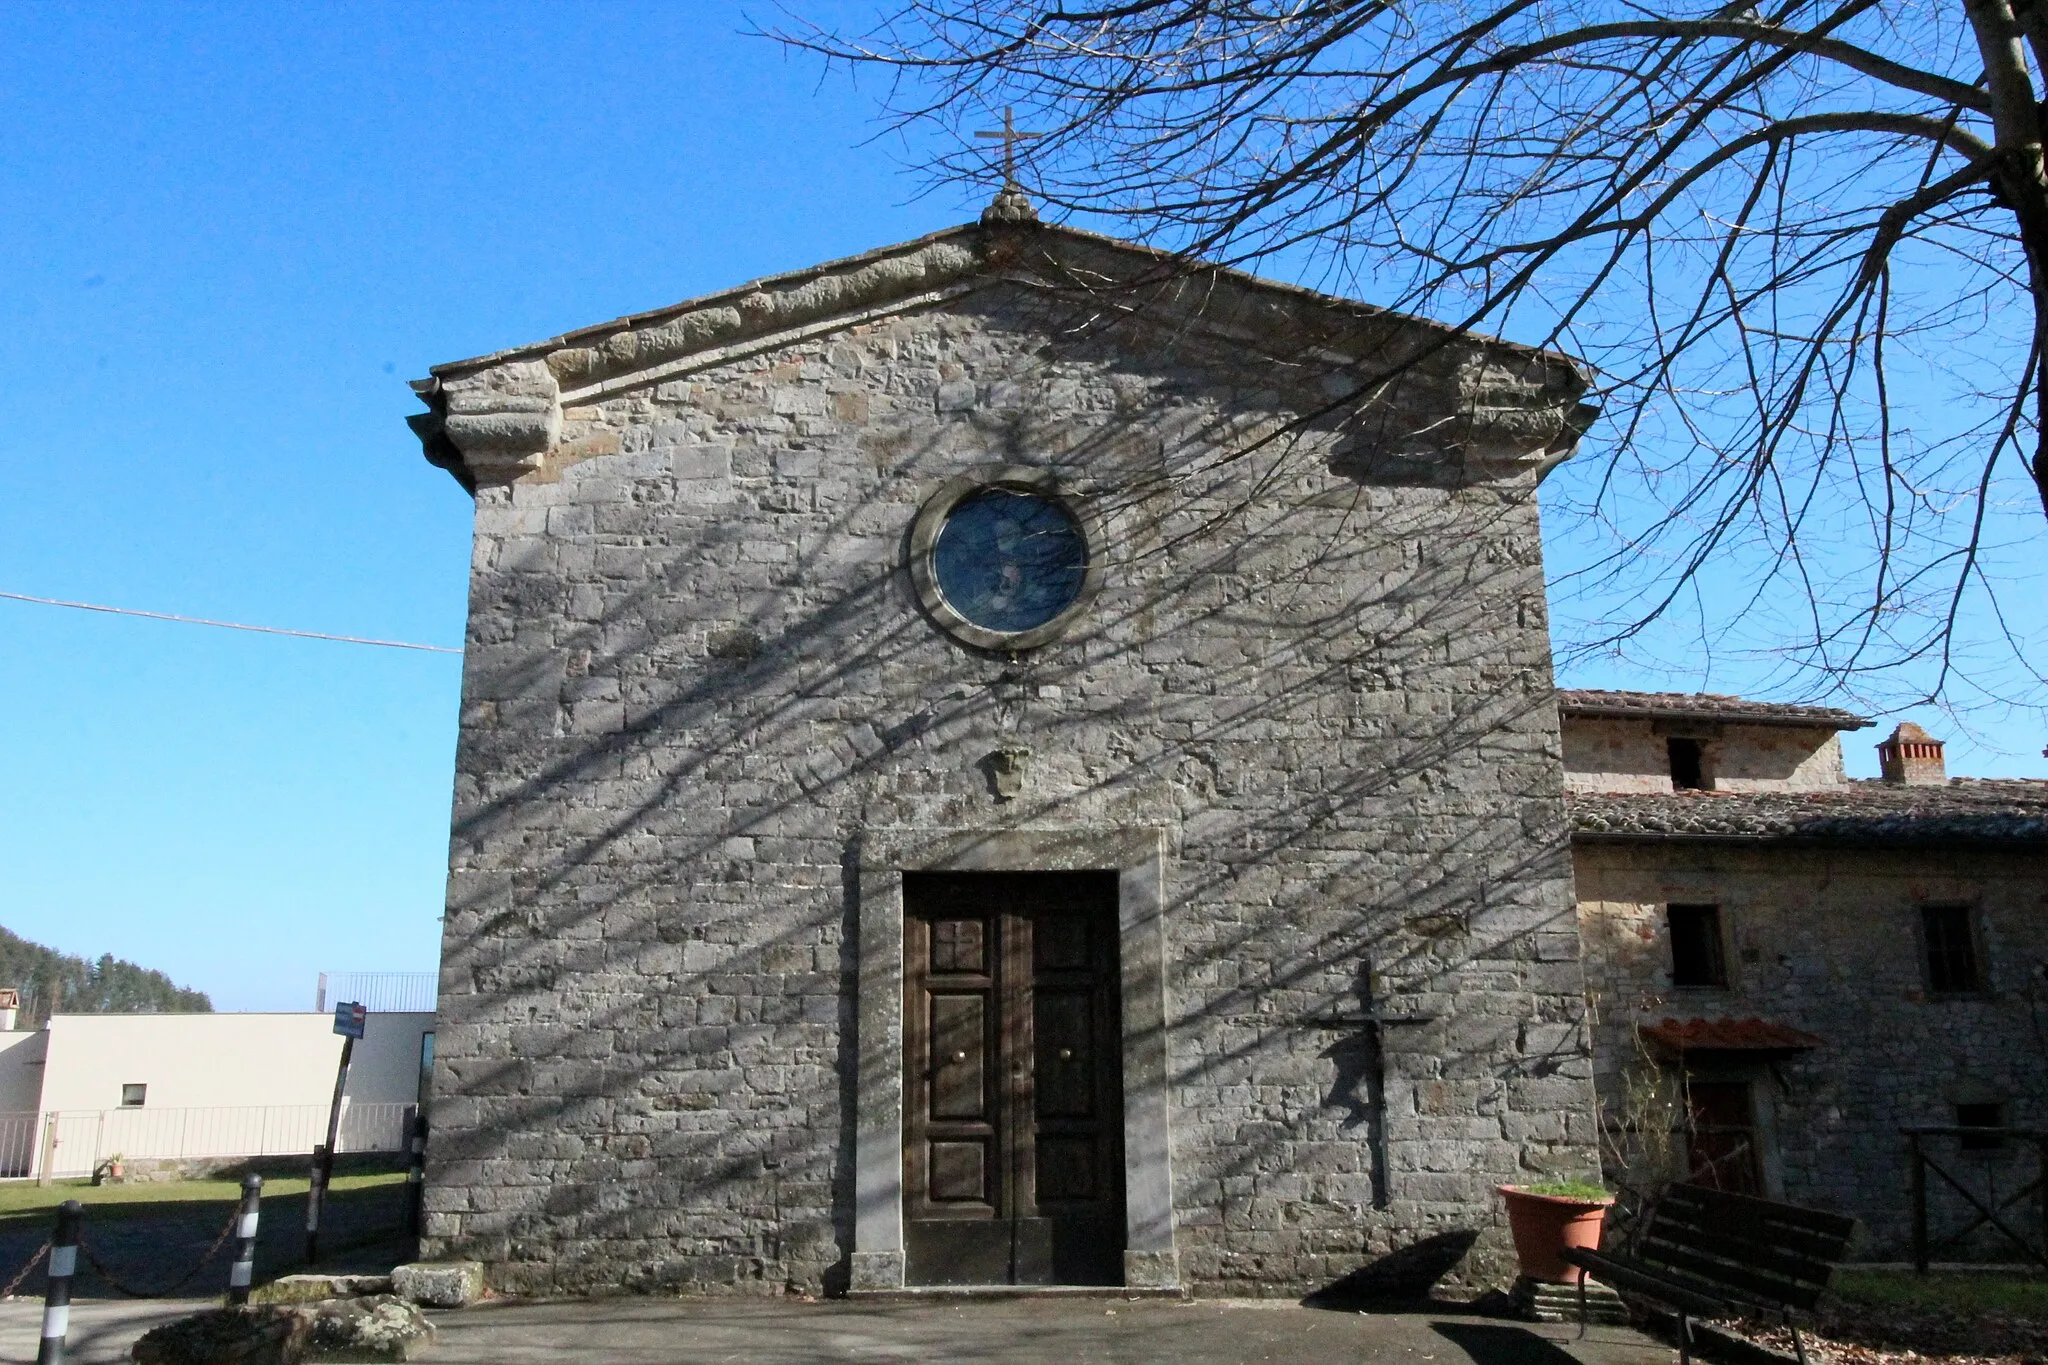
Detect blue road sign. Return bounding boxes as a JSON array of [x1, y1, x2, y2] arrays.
[[333, 1002, 367, 1039]]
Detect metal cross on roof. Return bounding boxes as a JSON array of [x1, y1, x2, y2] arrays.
[[974, 107, 1041, 184]]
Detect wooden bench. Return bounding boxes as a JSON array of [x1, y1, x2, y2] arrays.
[[1562, 1184, 1858, 1365]]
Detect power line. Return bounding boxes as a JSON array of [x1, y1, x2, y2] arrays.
[[0, 590, 462, 654]]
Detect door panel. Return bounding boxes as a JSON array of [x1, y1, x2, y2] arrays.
[[929, 995, 988, 1119], [929, 1141, 990, 1203], [1035, 1136, 1098, 1200], [1034, 914, 1092, 971], [1033, 991, 1095, 1117], [932, 918, 986, 972], [904, 908, 999, 1227], [903, 872, 1125, 1285]]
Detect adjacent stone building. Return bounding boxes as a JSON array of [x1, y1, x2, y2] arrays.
[[406, 198, 1607, 1297], [1565, 691, 2048, 1260]]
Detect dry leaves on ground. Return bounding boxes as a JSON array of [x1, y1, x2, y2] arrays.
[[1715, 1299, 2048, 1365]]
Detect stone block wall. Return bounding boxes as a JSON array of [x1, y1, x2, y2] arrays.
[[422, 277, 1599, 1296], [1578, 841, 2048, 1257], [1561, 719, 1846, 794]]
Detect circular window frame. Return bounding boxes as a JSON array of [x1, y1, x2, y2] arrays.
[[908, 464, 1104, 652]]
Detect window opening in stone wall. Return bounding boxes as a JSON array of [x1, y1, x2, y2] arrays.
[[907, 468, 1102, 653], [1667, 738, 1708, 790], [1957, 1101, 2005, 1151], [1921, 904, 1982, 993], [120, 1083, 145, 1108], [1668, 904, 1728, 988], [931, 489, 1088, 634]]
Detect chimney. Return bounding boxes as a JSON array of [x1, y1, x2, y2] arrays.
[[1878, 722, 1946, 785]]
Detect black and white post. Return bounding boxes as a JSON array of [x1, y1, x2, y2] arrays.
[[228, 1173, 261, 1304], [405, 1110, 429, 1238], [36, 1199, 80, 1365]]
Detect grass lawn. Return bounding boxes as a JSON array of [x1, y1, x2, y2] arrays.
[[1833, 1267, 2048, 1319], [0, 1170, 408, 1223]]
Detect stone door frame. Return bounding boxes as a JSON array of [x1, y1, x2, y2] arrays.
[[850, 826, 1179, 1291]]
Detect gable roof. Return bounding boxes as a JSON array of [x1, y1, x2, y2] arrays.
[[422, 217, 1581, 385], [409, 208, 1593, 489], [425, 221, 989, 388], [1557, 689, 1872, 731]]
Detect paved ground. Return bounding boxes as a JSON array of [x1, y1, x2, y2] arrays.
[[0, 1294, 1676, 1364]]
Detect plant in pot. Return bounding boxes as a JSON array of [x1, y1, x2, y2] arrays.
[[1498, 1179, 1614, 1283]]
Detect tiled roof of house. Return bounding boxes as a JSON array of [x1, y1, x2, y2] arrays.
[[1569, 780, 2048, 846], [1640, 1018, 1825, 1054], [1557, 689, 1873, 730]]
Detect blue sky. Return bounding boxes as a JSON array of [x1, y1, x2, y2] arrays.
[[0, 4, 2040, 1011]]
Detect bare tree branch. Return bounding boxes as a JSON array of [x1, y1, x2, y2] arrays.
[[774, 0, 2048, 710]]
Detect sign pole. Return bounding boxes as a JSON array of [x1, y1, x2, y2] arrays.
[[308, 1001, 365, 1265]]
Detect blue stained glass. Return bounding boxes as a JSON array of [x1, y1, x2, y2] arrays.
[[931, 489, 1088, 634]]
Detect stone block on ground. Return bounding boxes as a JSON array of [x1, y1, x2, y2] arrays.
[[301, 1295, 436, 1361], [251, 1274, 395, 1305], [132, 1306, 308, 1365], [130, 1296, 435, 1364], [391, 1260, 486, 1308], [1510, 1274, 1627, 1324]]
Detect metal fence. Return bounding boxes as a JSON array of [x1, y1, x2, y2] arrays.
[[0, 1103, 413, 1180], [315, 972, 437, 1014]]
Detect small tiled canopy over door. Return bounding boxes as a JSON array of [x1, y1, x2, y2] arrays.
[[903, 871, 1125, 1285]]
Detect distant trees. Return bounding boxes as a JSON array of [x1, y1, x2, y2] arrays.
[[0, 927, 210, 1028]]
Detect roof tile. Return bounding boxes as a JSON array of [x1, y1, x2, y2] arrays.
[[1569, 780, 2048, 846], [1641, 1018, 1825, 1053], [1557, 689, 1872, 730]]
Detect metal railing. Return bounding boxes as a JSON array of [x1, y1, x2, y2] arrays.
[[314, 972, 437, 1014], [0, 1103, 414, 1180], [1903, 1125, 2048, 1271]]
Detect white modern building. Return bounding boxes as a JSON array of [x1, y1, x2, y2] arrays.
[[0, 1004, 433, 1179]]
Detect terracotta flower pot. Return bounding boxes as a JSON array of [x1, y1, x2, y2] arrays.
[[1498, 1185, 1614, 1284]]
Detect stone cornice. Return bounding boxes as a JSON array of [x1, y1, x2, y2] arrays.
[[411, 220, 1593, 489]]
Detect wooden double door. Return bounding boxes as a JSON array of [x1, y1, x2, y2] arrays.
[[903, 871, 1126, 1285], [1685, 1079, 1763, 1195]]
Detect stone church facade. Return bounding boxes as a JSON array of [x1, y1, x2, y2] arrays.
[[407, 199, 1605, 1297]]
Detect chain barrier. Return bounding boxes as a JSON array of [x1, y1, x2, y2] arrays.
[[0, 1240, 50, 1299], [76, 1208, 239, 1299], [1, 1153, 408, 1313]]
